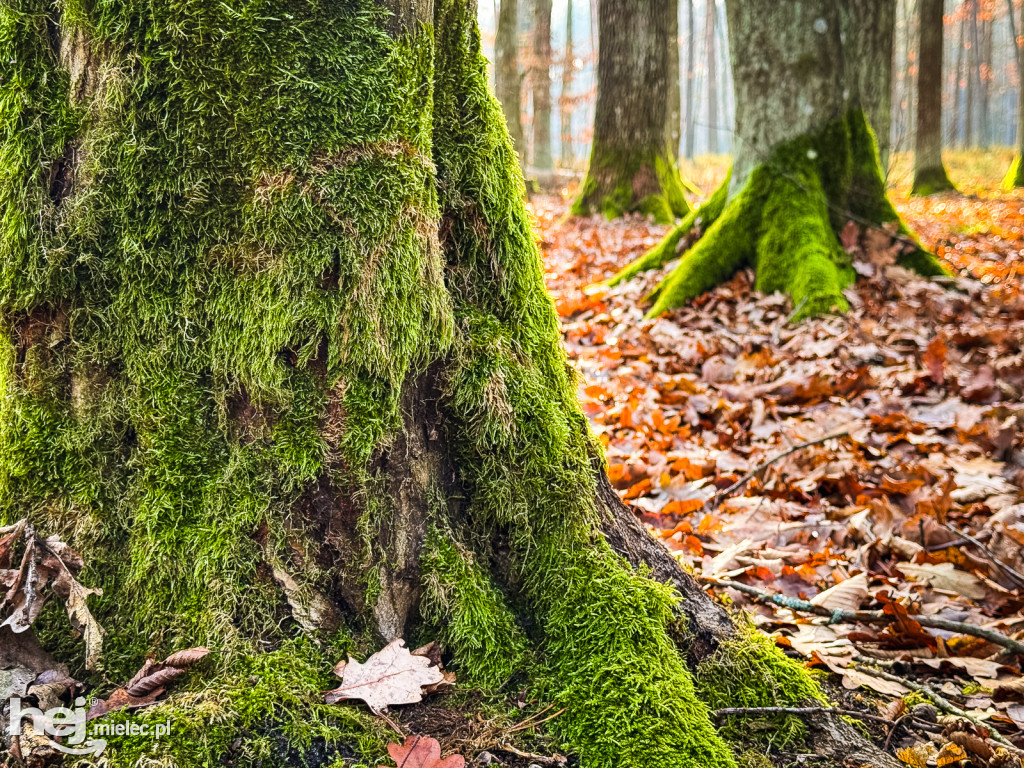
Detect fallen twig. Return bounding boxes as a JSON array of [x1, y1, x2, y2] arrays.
[[712, 432, 850, 506], [701, 576, 1024, 656], [851, 659, 1023, 753], [943, 522, 1024, 589], [714, 706, 891, 725]]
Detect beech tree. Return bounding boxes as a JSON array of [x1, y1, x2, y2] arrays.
[[1, 0, 900, 765], [913, 0, 957, 195], [1005, 0, 1024, 188], [531, 0, 553, 172], [495, 0, 524, 160], [571, 0, 689, 223], [610, 0, 947, 319]]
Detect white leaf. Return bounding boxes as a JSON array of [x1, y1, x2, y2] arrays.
[[325, 639, 444, 714]]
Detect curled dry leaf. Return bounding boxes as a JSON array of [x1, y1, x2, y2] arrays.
[[895, 562, 989, 601], [0, 521, 106, 670], [809, 572, 868, 613], [325, 639, 446, 714], [87, 647, 211, 719], [379, 735, 465, 768]]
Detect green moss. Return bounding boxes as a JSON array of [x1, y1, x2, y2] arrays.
[[694, 626, 826, 750], [570, 144, 690, 224], [1003, 154, 1024, 190], [911, 164, 957, 196], [93, 638, 390, 768], [643, 109, 949, 319], [607, 170, 731, 286]]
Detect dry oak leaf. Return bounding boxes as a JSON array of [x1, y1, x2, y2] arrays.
[[379, 735, 465, 768], [325, 639, 444, 713], [895, 562, 988, 601], [809, 572, 868, 613]]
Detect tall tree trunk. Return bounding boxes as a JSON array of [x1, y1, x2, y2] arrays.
[[532, 0, 554, 172], [560, 0, 575, 165], [571, 0, 689, 222], [610, 0, 947, 316], [1004, 0, 1024, 186], [841, 1, 897, 169], [0, 0, 903, 766], [668, 0, 682, 156], [979, 9, 992, 146], [955, 8, 966, 146], [966, 0, 977, 144], [684, 0, 698, 158], [705, 0, 719, 154], [913, 0, 957, 193], [496, 0, 525, 165]]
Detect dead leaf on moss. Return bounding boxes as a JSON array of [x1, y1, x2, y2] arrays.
[[326, 639, 446, 713], [378, 735, 465, 768]]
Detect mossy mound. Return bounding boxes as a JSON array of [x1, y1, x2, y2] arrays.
[[912, 164, 957, 196], [626, 110, 948, 320], [571, 147, 690, 224], [1003, 154, 1024, 190]]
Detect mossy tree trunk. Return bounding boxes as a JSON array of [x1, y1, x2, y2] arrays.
[[570, 0, 689, 223], [611, 0, 948, 319], [913, 0, 957, 195], [531, 0, 553, 173], [841, 0, 896, 170], [1, 0, 902, 766], [1005, 0, 1024, 188]]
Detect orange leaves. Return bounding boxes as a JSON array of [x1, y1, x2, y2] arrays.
[[379, 736, 464, 768]]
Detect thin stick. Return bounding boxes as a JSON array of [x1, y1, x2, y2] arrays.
[[851, 660, 1022, 752], [496, 743, 566, 765], [713, 706, 891, 725], [943, 522, 1024, 588], [712, 432, 850, 506], [701, 576, 1024, 656]]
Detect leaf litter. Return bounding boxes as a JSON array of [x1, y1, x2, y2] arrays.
[[534, 181, 1024, 764]]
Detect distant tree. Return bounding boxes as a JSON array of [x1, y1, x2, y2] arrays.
[[913, 0, 957, 194], [496, 0, 525, 164], [609, 0, 947, 318], [571, 0, 689, 222], [532, 0, 554, 172], [705, 0, 719, 153], [560, 0, 576, 165], [1005, 0, 1024, 187], [684, 0, 698, 158]]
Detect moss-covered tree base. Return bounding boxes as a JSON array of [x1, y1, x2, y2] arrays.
[[632, 111, 948, 319], [912, 164, 957, 196], [0, 0, 905, 766], [571, 146, 690, 223], [1003, 155, 1024, 190]]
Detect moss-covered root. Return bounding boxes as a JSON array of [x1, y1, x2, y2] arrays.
[[911, 164, 957, 196], [606, 171, 730, 286], [646, 160, 853, 320], [1003, 155, 1024, 190], [571, 148, 690, 224], [694, 626, 826, 750]]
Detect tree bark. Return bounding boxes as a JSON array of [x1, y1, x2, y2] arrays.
[[705, 0, 719, 154], [496, 0, 525, 165], [0, 0, 903, 766], [684, 0, 697, 158], [913, 0, 957, 194], [1004, 0, 1024, 187], [559, 0, 575, 165], [612, 0, 947, 318], [571, 0, 689, 223], [667, 0, 682, 156], [531, 0, 553, 172], [841, 0, 897, 169]]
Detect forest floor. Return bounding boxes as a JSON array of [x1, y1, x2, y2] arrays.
[[534, 150, 1024, 766]]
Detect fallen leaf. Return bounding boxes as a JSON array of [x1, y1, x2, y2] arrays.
[[326, 639, 445, 713], [810, 572, 868, 613], [896, 562, 989, 600], [379, 735, 465, 768]]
